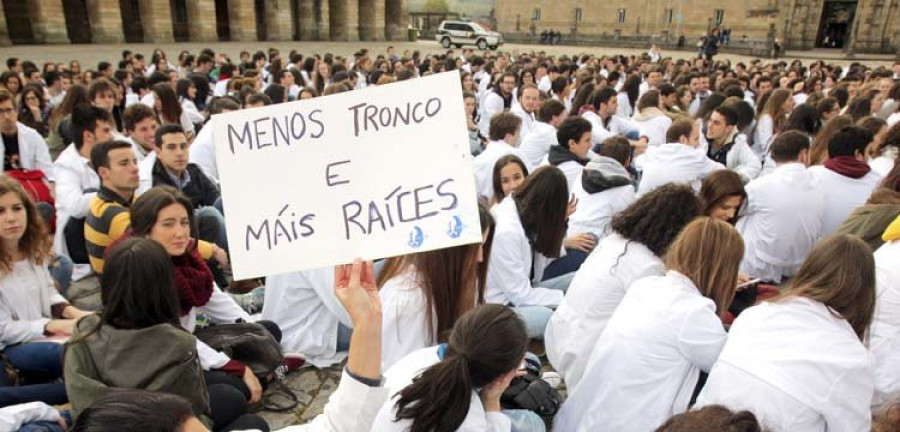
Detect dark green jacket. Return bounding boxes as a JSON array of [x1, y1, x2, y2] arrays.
[[64, 314, 210, 423]]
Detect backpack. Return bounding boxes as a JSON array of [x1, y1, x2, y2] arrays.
[[500, 355, 561, 417], [6, 169, 55, 230]]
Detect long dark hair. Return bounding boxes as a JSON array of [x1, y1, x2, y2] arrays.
[[130, 186, 199, 249], [393, 304, 527, 432], [699, 170, 747, 225], [152, 83, 183, 126], [610, 183, 701, 257], [492, 154, 529, 204], [86, 237, 180, 336], [621, 73, 642, 112], [378, 206, 495, 344], [513, 166, 569, 257]]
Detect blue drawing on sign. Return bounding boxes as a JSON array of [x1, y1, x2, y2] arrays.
[[408, 226, 424, 248], [447, 215, 464, 238]]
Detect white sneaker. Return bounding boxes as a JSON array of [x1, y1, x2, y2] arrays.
[[541, 371, 562, 389]]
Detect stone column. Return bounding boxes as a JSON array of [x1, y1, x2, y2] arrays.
[[186, 0, 218, 41], [139, 0, 175, 43], [86, 0, 125, 43], [298, 0, 315, 40], [329, 0, 358, 40], [0, 0, 12, 46], [28, 0, 70, 43], [317, 0, 330, 40], [229, 0, 258, 42], [384, 0, 406, 40], [359, 0, 384, 40], [265, 0, 293, 41]]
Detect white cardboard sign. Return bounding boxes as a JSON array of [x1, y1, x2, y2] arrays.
[[213, 71, 481, 279]]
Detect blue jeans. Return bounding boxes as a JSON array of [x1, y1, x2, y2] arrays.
[[48, 254, 73, 297], [336, 323, 352, 352], [0, 343, 67, 407], [542, 248, 589, 281], [513, 306, 553, 339], [18, 422, 65, 432], [504, 409, 547, 432]]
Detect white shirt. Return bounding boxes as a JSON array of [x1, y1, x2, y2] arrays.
[[214, 79, 230, 97], [566, 172, 635, 238], [472, 140, 529, 203], [261, 268, 351, 368], [697, 128, 762, 183], [0, 402, 60, 431], [372, 347, 511, 432], [697, 297, 873, 432], [753, 114, 775, 157], [479, 91, 507, 137], [379, 266, 433, 371], [541, 156, 582, 194], [635, 143, 723, 196], [869, 240, 900, 410], [555, 271, 727, 432], [581, 111, 615, 146], [52, 143, 99, 266], [189, 119, 218, 183], [545, 233, 664, 391], [510, 104, 536, 144], [0, 260, 68, 349], [808, 164, 882, 236], [181, 99, 205, 125], [2, 123, 55, 180], [485, 197, 565, 307], [136, 151, 156, 195], [519, 122, 557, 168], [632, 108, 672, 148], [737, 163, 825, 282], [616, 92, 633, 118]]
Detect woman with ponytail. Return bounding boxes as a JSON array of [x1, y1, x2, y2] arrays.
[[373, 304, 544, 432]]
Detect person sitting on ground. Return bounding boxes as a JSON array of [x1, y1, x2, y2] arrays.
[[636, 118, 723, 196]]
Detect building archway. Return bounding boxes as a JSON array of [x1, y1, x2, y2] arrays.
[[63, 0, 92, 43], [2, 1, 34, 44], [215, 0, 231, 41], [816, 0, 856, 48], [385, 0, 402, 40], [171, 0, 189, 42], [254, 0, 268, 41], [119, 0, 144, 43]]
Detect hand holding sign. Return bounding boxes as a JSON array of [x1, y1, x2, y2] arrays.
[[213, 72, 481, 279]]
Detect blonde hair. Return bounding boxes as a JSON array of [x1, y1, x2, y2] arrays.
[[773, 234, 876, 340], [665, 217, 744, 318]]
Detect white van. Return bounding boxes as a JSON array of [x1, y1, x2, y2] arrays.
[[435, 20, 503, 50]]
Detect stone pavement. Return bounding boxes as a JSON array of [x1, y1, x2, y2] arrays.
[[0, 40, 895, 71]]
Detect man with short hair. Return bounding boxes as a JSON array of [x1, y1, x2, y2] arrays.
[[702, 106, 761, 182], [97, 62, 112, 78], [547, 116, 593, 192], [737, 131, 824, 283], [809, 125, 884, 235], [580, 87, 643, 148], [511, 83, 540, 143], [54, 106, 113, 270], [0, 89, 54, 178], [521, 99, 568, 167], [44, 71, 66, 108], [636, 118, 723, 196], [688, 72, 711, 116], [122, 104, 158, 163], [6, 57, 21, 74], [280, 69, 302, 100], [473, 112, 527, 202], [479, 72, 516, 136], [190, 55, 215, 111], [639, 67, 663, 97]]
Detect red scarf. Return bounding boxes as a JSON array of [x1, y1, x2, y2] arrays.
[[171, 242, 214, 316], [824, 156, 871, 179]]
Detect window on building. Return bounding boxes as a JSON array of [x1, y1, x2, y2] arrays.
[[714, 9, 725, 26], [665, 8, 674, 24], [617, 9, 626, 24], [533, 8, 541, 21], [575, 8, 583, 22]]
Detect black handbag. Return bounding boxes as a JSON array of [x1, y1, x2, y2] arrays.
[[194, 322, 282, 377], [500, 355, 561, 417]]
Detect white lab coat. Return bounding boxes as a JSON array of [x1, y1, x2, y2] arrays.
[[545, 233, 664, 392], [554, 271, 726, 432], [261, 268, 352, 368], [808, 165, 882, 236], [697, 127, 762, 183], [753, 114, 774, 157], [278, 370, 390, 432], [379, 265, 434, 371], [737, 163, 825, 282], [540, 156, 582, 194], [472, 141, 529, 203], [566, 172, 635, 238], [0, 402, 60, 431], [1, 123, 55, 181], [0, 261, 68, 349], [696, 297, 874, 432], [372, 346, 512, 432], [52, 143, 99, 264], [581, 111, 615, 146], [189, 119, 218, 183], [510, 103, 536, 144], [136, 151, 157, 195], [869, 240, 900, 410], [635, 143, 723, 196], [485, 198, 565, 307], [519, 122, 556, 168], [616, 92, 633, 118], [479, 91, 507, 137], [632, 108, 672, 148]]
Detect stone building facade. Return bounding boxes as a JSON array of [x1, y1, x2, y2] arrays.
[[0, 0, 408, 45], [495, 0, 900, 54]]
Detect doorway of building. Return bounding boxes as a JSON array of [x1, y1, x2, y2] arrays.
[[119, 0, 144, 43], [215, 0, 231, 41], [171, 0, 190, 42], [816, 0, 856, 48], [2, 1, 35, 44], [63, 0, 92, 43], [254, 0, 267, 41]]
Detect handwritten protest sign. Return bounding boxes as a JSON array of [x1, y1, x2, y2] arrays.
[[213, 71, 481, 279]]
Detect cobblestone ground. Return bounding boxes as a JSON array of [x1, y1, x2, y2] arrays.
[[0, 40, 894, 71]]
